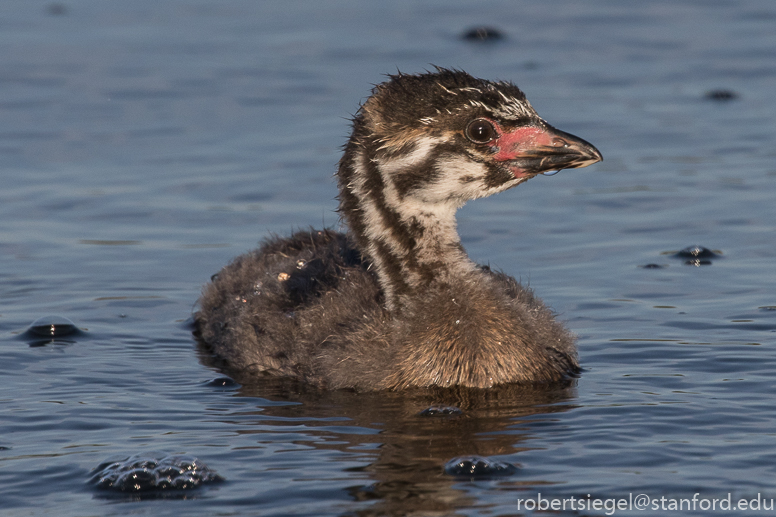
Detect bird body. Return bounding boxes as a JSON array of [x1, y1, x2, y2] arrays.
[[196, 69, 602, 391]]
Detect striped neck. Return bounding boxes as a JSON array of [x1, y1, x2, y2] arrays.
[[339, 135, 478, 312]]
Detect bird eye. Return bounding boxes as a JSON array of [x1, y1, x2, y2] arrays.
[[465, 119, 497, 144]]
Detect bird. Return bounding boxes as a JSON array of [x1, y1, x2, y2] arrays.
[[195, 69, 602, 391]]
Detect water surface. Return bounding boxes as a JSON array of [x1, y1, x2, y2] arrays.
[[2, 1, 776, 515]]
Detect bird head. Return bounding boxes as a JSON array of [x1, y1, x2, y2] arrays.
[[350, 68, 602, 206]]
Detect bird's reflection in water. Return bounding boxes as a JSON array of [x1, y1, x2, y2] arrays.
[[203, 360, 577, 516]]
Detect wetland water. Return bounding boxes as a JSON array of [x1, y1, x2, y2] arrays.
[[2, 1, 776, 515]]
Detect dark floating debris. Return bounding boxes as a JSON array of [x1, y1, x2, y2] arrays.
[[22, 315, 85, 346], [462, 27, 504, 42], [204, 377, 239, 389], [674, 246, 719, 259], [46, 3, 68, 15], [705, 89, 738, 101], [419, 405, 462, 417], [671, 245, 721, 266], [640, 263, 667, 269], [444, 455, 517, 478], [91, 453, 223, 493], [759, 306, 776, 312], [27, 315, 79, 338]]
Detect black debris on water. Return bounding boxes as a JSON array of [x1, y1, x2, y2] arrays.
[[91, 453, 224, 493], [444, 455, 517, 478], [461, 27, 504, 42]]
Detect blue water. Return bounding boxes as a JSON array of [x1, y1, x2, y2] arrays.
[[2, 1, 776, 515]]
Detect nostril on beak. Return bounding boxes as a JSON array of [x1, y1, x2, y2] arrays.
[[551, 137, 568, 148]]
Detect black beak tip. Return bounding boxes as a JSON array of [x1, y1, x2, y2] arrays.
[[564, 135, 602, 168], [589, 145, 603, 163]]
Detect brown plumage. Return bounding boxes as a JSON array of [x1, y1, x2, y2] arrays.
[[195, 69, 602, 391]]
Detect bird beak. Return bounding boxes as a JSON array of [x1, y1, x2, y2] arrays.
[[495, 123, 603, 178]]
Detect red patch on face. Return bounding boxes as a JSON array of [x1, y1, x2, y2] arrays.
[[492, 126, 555, 162], [487, 125, 558, 178]]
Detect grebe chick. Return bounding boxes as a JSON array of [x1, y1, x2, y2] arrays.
[[196, 69, 602, 391]]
